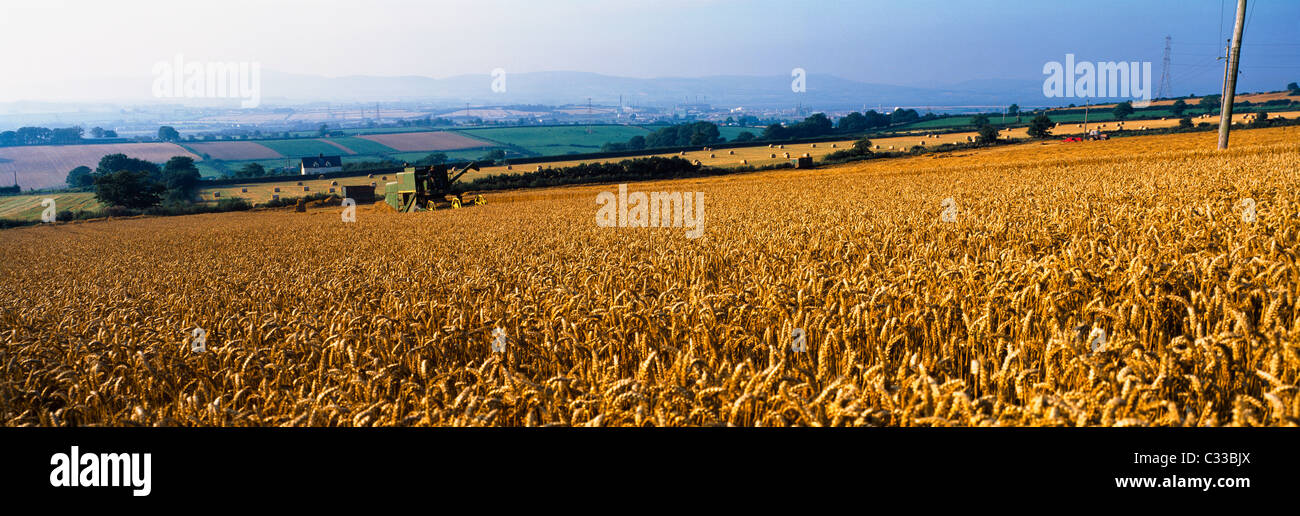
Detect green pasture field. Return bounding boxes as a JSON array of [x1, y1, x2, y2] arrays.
[[256, 139, 354, 158]]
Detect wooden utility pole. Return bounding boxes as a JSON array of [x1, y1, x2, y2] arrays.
[[1218, 0, 1247, 150]]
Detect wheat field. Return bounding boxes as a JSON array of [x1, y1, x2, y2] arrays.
[[2, 126, 1298, 426]]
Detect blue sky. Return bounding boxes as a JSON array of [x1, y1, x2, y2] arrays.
[[0, 0, 1296, 101]]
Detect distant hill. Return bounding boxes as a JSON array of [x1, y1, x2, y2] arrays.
[[0, 70, 1154, 111], [255, 70, 1059, 109]]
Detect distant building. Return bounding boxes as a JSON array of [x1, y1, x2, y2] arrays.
[[300, 154, 342, 175]]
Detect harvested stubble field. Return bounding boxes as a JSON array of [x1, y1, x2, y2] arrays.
[[2, 126, 1299, 427], [0, 142, 199, 190], [185, 141, 284, 161], [356, 131, 493, 152]]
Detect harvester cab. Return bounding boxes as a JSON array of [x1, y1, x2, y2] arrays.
[[384, 161, 485, 212]]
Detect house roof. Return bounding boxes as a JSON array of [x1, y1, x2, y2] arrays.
[[301, 155, 343, 168]]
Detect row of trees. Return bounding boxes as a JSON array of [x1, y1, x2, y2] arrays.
[[600, 110, 926, 153], [66, 153, 203, 208], [602, 121, 725, 152], [0, 126, 124, 146]]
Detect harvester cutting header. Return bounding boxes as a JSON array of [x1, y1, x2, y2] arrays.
[[383, 161, 486, 212]]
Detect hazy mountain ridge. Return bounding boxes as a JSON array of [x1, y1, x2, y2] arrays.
[[1, 70, 1082, 112]]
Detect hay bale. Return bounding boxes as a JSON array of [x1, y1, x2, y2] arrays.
[[318, 175, 325, 179], [679, 151, 686, 156], [709, 153, 715, 158], [768, 144, 774, 148], [213, 192, 221, 198], [506, 165, 512, 170], [367, 173, 374, 178], [296, 181, 303, 186], [370, 182, 377, 187], [536, 165, 543, 171], [381, 176, 387, 181], [770, 153, 776, 158], [241, 188, 248, 193], [728, 150, 735, 155], [779, 144, 784, 149], [783, 152, 790, 158], [831, 143, 836, 148], [273, 187, 280, 192], [802, 153, 810, 157], [303, 186, 310, 191], [330, 181, 338, 186], [811, 143, 817, 147], [742, 159, 747, 164]]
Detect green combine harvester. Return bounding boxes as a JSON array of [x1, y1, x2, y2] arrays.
[[384, 162, 486, 212]]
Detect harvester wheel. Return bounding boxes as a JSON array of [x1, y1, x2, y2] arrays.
[[450, 197, 462, 209], [474, 195, 486, 206]]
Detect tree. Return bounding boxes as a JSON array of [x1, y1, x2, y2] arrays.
[[1026, 113, 1053, 138], [96, 153, 160, 178], [1252, 111, 1270, 127], [160, 156, 202, 202], [66, 166, 94, 188], [157, 126, 180, 142], [1288, 82, 1299, 93], [851, 138, 873, 154], [90, 127, 105, 138], [837, 112, 868, 132], [734, 131, 755, 143], [416, 152, 448, 165], [977, 124, 1000, 145], [479, 149, 507, 161], [16, 127, 52, 145], [642, 121, 721, 147], [1178, 117, 1193, 129], [94, 170, 164, 209], [889, 108, 920, 125], [51, 127, 84, 144], [761, 123, 787, 140], [235, 163, 266, 178], [1007, 104, 1020, 117], [318, 124, 329, 137], [1199, 94, 1222, 111], [970, 114, 991, 127], [1112, 101, 1134, 120], [627, 135, 647, 149], [102, 130, 117, 138], [800, 113, 833, 135], [1171, 99, 1187, 116]]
